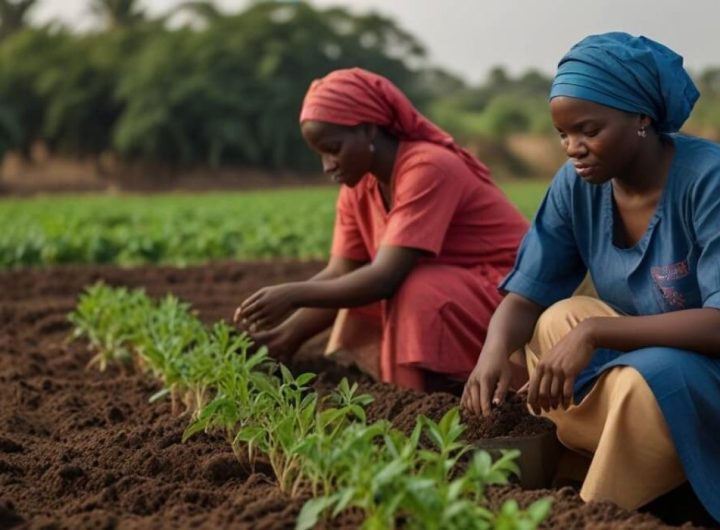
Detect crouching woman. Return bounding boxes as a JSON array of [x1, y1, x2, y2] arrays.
[[235, 68, 529, 392], [462, 33, 720, 521]]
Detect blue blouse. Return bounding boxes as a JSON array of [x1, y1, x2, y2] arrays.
[[501, 134, 720, 317]]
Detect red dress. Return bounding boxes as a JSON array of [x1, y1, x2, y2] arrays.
[[329, 140, 529, 390]]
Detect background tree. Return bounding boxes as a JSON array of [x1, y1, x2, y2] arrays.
[[0, 0, 36, 41], [90, 0, 145, 30]]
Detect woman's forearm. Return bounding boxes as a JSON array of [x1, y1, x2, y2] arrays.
[[293, 265, 395, 308], [278, 306, 339, 344], [585, 307, 720, 357], [293, 246, 423, 309], [277, 257, 363, 344], [482, 293, 545, 359]]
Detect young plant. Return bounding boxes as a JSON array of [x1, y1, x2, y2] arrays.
[[68, 282, 151, 371], [235, 364, 318, 495], [294, 378, 375, 497]]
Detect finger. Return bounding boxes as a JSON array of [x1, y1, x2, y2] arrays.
[[516, 381, 529, 396], [469, 382, 482, 417], [527, 366, 542, 413], [240, 298, 262, 317], [233, 306, 242, 324], [460, 386, 469, 411], [538, 370, 552, 412], [240, 291, 264, 314], [480, 377, 494, 417], [549, 371, 563, 410], [493, 370, 511, 407], [563, 376, 575, 409], [241, 300, 267, 323]]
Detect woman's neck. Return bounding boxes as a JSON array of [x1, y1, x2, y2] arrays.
[[369, 130, 400, 186], [614, 134, 674, 197]]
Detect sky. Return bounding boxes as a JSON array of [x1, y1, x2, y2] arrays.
[[32, 0, 720, 84]]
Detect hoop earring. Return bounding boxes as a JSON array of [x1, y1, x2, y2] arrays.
[[637, 127, 647, 138]]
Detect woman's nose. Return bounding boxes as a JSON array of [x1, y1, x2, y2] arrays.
[[322, 155, 338, 173], [565, 136, 587, 158]]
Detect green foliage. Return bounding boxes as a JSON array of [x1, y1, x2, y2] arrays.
[[0, 28, 65, 157], [90, 0, 146, 31], [0, 183, 548, 269], [427, 69, 554, 142], [70, 283, 552, 530], [68, 282, 152, 370], [0, 0, 36, 41], [0, 188, 338, 268], [0, 1, 426, 169]]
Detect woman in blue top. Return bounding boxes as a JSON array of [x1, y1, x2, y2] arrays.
[[461, 32, 720, 520]]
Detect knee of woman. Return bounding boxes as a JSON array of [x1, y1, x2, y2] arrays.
[[606, 366, 653, 403], [392, 266, 441, 309], [530, 298, 583, 352]]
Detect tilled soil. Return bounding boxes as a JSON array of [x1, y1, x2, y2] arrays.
[[0, 262, 711, 529]]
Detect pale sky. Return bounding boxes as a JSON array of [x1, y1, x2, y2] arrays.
[[32, 0, 720, 83]]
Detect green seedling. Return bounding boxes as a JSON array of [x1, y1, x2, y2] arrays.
[[68, 282, 151, 371], [69, 285, 551, 530]]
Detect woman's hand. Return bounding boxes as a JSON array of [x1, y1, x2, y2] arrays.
[[461, 350, 513, 417], [249, 325, 301, 362], [527, 319, 597, 414], [234, 283, 301, 331]]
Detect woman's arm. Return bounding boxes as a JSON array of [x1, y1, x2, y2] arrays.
[[584, 307, 720, 357], [233, 255, 365, 359], [461, 293, 544, 417], [526, 306, 720, 414], [238, 245, 426, 330]]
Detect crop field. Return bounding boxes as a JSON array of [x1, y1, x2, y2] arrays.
[[0, 182, 548, 268], [0, 184, 710, 529]]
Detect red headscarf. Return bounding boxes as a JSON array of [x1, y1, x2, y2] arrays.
[[299, 68, 491, 183]]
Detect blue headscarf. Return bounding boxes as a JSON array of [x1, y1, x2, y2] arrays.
[[550, 32, 699, 133]]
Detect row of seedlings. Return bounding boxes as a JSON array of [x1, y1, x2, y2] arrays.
[[69, 282, 552, 530]]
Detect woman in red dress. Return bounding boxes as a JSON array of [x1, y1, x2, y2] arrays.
[[235, 68, 528, 392]]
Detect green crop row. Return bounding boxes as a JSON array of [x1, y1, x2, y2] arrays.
[[0, 188, 337, 267], [0, 182, 547, 268], [69, 283, 551, 530]]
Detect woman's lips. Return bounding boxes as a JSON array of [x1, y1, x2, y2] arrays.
[[574, 164, 596, 177]]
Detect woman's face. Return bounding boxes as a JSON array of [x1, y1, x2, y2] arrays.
[[301, 120, 374, 188], [550, 96, 647, 184]]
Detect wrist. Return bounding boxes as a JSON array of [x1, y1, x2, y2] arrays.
[[287, 282, 306, 309], [579, 317, 605, 349]]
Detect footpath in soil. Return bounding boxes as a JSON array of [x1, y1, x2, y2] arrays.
[[0, 262, 712, 529]]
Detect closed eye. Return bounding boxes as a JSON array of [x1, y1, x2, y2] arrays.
[[320, 142, 341, 155]]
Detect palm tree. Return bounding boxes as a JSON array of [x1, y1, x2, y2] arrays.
[[0, 0, 36, 40], [89, 0, 145, 30]]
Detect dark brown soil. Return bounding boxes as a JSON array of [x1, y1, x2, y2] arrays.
[[0, 262, 712, 529]]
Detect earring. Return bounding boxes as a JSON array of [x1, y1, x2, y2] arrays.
[[369, 143, 375, 153], [637, 127, 647, 138]]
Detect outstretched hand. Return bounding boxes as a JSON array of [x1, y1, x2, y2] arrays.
[[247, 326, 300, 362], [233, 283, 300, 332]]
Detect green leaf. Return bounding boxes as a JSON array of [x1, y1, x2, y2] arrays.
[[296, 494, 339, 530]]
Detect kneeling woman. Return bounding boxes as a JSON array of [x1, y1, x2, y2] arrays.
[[235, 68, 529, 392], [462, 33, 720, 520]]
